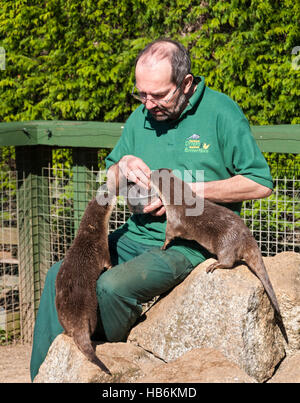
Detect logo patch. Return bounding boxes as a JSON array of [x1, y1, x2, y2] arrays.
[[184, 134, 210, 153]]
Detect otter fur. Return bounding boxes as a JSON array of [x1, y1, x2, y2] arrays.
[[55, 193, 116, 374], [150, 169, 287, 341]]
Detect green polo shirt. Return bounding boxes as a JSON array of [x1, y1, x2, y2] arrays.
[[105, 76, 273, 266]]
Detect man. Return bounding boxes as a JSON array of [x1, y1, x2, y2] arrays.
[[30, 38, 273, 381]]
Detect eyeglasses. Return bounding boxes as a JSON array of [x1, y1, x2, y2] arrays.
[[131, 78, 184, 106]]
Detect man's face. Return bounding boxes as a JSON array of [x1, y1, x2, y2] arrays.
[[135, 57, 187, 121]]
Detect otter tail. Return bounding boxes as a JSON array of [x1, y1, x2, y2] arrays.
[[245, 245, 288, 343], [255, 256, 280, 316], [73, 330, 111, 375]]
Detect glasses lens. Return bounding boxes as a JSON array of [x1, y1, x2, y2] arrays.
[[132, 93, 142, 102], [131, 82, 182, 105], [131, 86, 145, 102]]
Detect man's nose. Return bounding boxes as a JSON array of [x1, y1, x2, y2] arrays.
[[144, 98, 157, 109]]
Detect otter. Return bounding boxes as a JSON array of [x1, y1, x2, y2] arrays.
[[150, 169, 286, 338], [55, 192, 116, 374]]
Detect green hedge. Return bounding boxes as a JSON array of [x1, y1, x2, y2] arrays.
[[0, 0, 299, 124]]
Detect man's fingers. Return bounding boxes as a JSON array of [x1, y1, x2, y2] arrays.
[[143, 196, 163, 214], [119, 156, 151, 188], [151, 205, 166, 216], [128, 168, 150, 189]]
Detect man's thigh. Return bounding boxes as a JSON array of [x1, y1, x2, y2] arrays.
[[99, 245, 194, 303], [96, 244, 194, 341], [108, 228, 153, 266]]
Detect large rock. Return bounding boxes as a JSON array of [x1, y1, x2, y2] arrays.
[[34, 334, 163, 383], [268, 351, 300, 383], [34, 335, 256, 383], [129, 254, 297, 382], [136, 348, 257, 383], [35, 252, 299, 383], [263, 252, 300, 355]]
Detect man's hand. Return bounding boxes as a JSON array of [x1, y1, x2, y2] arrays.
[[118, 155, 167, 215], [143, 196, 166, 216], [107, 155, 167, 216], [106, 155, 150, 195], [119, 155, 151, 189]]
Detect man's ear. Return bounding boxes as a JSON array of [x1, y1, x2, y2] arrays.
[[183, 74, 194, 94]]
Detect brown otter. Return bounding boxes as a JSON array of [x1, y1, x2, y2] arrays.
[[150, 169, 285, 329], [55, 192, 116, 374]]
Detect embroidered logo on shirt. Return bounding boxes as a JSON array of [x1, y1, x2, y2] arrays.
[[184, 134, 210, 153]]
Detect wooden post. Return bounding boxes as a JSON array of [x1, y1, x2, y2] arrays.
[[72, 148, 99, 234], [16, 145, 52, 342]]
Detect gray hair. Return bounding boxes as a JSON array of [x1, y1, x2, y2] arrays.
[[135, 38, 191, 86]]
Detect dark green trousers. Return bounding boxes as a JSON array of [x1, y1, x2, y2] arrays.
[[30, 229, 201, 381]]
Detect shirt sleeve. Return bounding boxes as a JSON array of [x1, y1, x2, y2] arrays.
[[218, 100, 273, 190]]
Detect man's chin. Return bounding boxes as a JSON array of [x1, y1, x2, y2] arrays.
[[149, 110, 169, 121], [152, 115, 169, 122]]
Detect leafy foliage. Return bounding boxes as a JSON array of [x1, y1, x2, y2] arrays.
[[0, 0, 299, 124], [0, 147, 16, 224], [0, 1, 299, 255]]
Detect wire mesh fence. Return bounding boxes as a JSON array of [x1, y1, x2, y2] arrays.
[[0, 169, 19, 343], [0, 148, 299, 344], [47, 165, 131, 265], [243, 154, 300, 255]]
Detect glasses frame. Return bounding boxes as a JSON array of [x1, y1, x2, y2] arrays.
[[131, 77, 185, 106]]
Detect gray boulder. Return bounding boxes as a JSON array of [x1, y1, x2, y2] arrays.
[[35, 252, 299, 383]]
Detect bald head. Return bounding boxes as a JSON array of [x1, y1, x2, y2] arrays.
[[134, 39, 194, 121], [137, 41, 177, 66], [135, 39, 191, 86]]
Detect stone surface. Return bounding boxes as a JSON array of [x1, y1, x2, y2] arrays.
[[35, 252, 300, 383], [34, 334, 163, 383], [263, 252, 300, 355], [129, 256, 289, 382], [136, 348, 257, 383], [268, 351, 300, 383], [34, 335, 257, 384]]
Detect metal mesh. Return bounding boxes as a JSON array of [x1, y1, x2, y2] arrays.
[[241, 154, 300, 255], [0, 170, 20, 343], [46, 165, 131, 265], [0, 149, 299, 343]]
